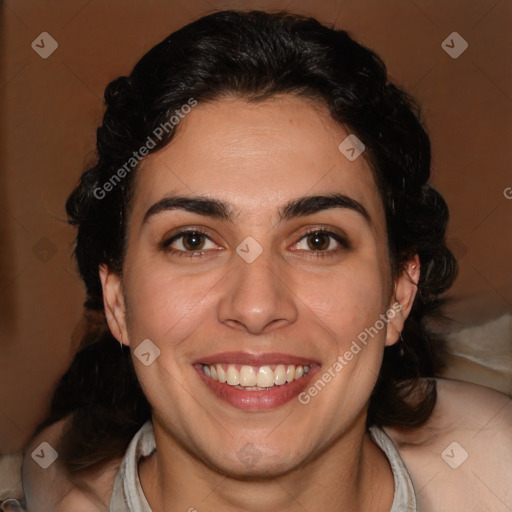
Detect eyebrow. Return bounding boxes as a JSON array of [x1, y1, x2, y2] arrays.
[[142, 193, 371, 225]]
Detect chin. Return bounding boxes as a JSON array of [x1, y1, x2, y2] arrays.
[[204, 446, 302, 481]]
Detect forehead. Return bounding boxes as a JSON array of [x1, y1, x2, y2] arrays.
[[131, 95, 385, 228]]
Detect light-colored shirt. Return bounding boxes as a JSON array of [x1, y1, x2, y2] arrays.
[[109, 420, 417, 511]]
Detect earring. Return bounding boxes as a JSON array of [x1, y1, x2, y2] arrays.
[[399, 332, 405, 357]]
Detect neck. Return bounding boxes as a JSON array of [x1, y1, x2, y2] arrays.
[[140, 415, 394, 512]]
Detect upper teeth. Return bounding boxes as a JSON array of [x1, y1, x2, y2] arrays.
[[203, 364, 311, 389]]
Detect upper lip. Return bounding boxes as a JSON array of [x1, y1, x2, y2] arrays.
[[192, 352, 319, 367]]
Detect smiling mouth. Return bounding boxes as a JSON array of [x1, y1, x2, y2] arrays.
[[200, 363, 312, 390]]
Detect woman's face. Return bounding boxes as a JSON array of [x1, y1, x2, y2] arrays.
[[101, 95, 416, 477]]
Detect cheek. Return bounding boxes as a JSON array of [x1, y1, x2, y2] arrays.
[[296, 264, 391, 416], [122, 239, 392, 355], [296, 259, 391, 347], [122, 257, 224, 346]]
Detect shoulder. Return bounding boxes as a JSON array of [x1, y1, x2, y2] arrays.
[[383, 378, 512, 512], [22, 414, 123, 512]]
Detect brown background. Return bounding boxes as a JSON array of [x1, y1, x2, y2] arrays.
[[1, 0, 511, 454]]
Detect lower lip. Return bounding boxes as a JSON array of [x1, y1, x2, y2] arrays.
[[194, 364, 320, 411]]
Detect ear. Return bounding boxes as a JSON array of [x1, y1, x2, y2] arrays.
[[385, 254, 420, 347], [99, 264, 130, 346]]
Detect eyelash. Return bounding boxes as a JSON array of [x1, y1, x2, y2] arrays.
[[161, 227, 349, 259], [160, 229, 217, 258]]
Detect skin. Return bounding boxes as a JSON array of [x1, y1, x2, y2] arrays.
[[100, 95, 418, 512], [385, 378, 512, 511], [22, 96, 512, 511], [22, 381, 512, 512]]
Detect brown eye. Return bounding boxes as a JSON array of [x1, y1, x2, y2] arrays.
[[181, 232, 206, 250], [291, 229, 348, 254], [162, 230, 218, 254], [306, 232, 331, 251]]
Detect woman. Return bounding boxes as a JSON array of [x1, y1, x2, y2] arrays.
[[22, 10, 511, 512]]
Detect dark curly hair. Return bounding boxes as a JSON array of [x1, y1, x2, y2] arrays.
[[33, 10, 457, 475]]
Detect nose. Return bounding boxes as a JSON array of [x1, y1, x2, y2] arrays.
[[216, 251, 298, 335]]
